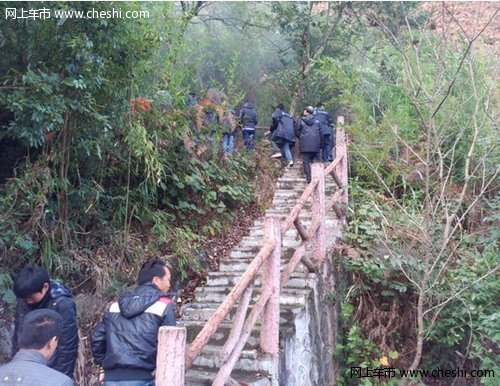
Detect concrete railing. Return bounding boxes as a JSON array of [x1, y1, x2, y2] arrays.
[[156, 118, 348, 385]]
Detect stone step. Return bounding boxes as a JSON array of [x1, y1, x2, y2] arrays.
[[247, 228, 301, 240], [271, 191, 340, 203], [191, 345, 276, 374], [180, 321, 262, 349], [180, 320, 297, 349], [239, 236, 302, 248], [252, 217, 338, 228], [274, 181, 339, 189], [267, 210, 339, 217], [193, 286, 311, 306], [205, 270, 316, 288], [275, 182, 339, 190], [220, 251, 310, 272], [185, 365, 272, 386], [180, 302, 307, 324], [252, 216, 339, 225]]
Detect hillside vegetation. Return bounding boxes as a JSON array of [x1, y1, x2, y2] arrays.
[[0, 2, 498, 384]]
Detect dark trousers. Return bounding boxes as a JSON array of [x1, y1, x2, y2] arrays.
[[301, 152, 320, 183], [242, 129, 255, 151], [322, 134, 332, 162]]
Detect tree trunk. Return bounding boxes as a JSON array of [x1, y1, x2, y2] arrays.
[[58, 111, 72, 247], [409, 284, 425, 370]]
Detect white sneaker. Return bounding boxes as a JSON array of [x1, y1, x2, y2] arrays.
[[287, 160, 294, 167], [270, 153, 282, 158]]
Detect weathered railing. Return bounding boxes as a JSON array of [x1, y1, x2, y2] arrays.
[[156, 118, 348, 386]]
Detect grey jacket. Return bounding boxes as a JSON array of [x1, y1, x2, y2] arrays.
[[0, 351, 73, 386]]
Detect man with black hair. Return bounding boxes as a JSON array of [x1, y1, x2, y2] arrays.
[[12, 267, 78, 378], [0, 309, 73, 385], [314, 101, 335, 162], [239, 102, 258, 151], [296, 106, 323, 183], [269, 103, 297, 167], [91, 259, 176, 385]]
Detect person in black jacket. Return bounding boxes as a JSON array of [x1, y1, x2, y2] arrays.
[[12, 266, 78, 379], [314, 101, 335, 162], [91, 259, 176, 385], [239, 102, 258, 151], [270, 104, 296, 167], [296, 106, 322, 183]]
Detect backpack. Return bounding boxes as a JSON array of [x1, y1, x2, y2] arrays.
[[275, 112, 297, 140]]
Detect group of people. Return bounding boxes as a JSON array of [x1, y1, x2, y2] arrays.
[[191, 94, 259, 156], [269, 102, 335, 183], [192, 93, 336, 185], [0, 260, 176, 386]]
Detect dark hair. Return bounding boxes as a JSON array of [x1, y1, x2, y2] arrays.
[[18, 309, 62, 350], [275, 103, 284, 110], [13, 267, 50, 299], [305, 106, 315, 114], [137, 259, 169, 285]]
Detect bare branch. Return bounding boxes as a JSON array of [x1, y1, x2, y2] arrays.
[[431, 6, 499, 118]]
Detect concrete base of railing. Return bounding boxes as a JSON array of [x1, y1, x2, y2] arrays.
[[156, 326, 186, 386]]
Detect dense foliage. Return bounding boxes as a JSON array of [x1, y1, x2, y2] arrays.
[[0, 1, 261, 295], [323, 4, 499, 384]]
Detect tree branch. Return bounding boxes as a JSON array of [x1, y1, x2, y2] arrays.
[[431, 6, 499, 118]]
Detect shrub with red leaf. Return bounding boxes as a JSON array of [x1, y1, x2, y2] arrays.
[[130, 97, 152, 113]]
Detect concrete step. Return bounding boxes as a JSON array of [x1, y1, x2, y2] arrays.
[[275, 182, 340, 190], [219, 250, 309, 272], [180, 302, 308, 324], [191, 345, 275, 373], [185, 365, 272, 386], [252, 217, 338, 228], [239, 236, 302, 248], [193, 286, 311, 307], [180, 321, 261, 349], [180, 320, 297, 349], [267, 209, 339, 217], [205, 270, 317, 288]]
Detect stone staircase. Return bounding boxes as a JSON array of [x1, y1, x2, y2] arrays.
[[179, 164, 342, 385]]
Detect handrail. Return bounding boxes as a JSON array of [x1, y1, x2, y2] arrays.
[[156, 120, 348, 386], [184, 240, 276, 369]]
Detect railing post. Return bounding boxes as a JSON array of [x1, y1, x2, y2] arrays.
[[336, 117, 349, 223], [156, 326, 186, 386], [311, 163, 326, 265], [260, 216, 281, 354]]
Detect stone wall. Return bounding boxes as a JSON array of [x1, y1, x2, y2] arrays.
[[278, 253, 340, 386]]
